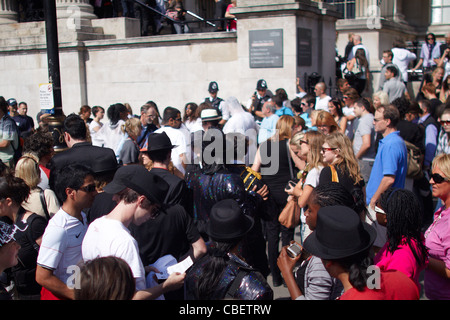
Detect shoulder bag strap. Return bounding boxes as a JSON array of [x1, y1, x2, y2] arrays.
[[329, 165, 339, 183], [39, 188, 51, 220], [225, 268, 248, 299], [286, 140, 294, 180]]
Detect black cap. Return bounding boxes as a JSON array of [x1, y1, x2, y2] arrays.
[[103, 165, 169, 205]]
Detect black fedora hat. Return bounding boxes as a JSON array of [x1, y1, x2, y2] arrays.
[[207, 199, 254, 243], [303, 206, 376, 260], [103, 164, 169, 206], [90, 149, 120, 174], [146, 132, 176, 152]]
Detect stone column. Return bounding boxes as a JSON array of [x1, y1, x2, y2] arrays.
[[0, 0, 18, 24], [56, 0, 96, 25]]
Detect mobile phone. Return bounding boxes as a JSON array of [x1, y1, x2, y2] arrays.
[[287, 242, 302, 258], [285, 180, 297, 190]]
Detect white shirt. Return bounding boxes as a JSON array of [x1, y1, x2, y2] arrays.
[[391, 47, 416, 82], [37, 208, 88, 285], [315, 95, 331, 112], [223, 111, 259, 165], [82, 216, 146, 290], [155, 126, 188, 175], [89, 120, 104, 147]]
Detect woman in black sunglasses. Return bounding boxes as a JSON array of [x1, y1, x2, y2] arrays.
[[424, 153, 450, 300]]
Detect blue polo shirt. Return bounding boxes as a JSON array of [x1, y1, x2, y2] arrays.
[[366, 131, 407, 205]]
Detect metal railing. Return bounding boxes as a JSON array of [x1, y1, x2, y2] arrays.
[[133, 0, 235, 31]]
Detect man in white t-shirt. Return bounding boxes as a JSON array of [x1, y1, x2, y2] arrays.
[[81, 165, 185, 300], [36, 164, 97, 300], [155, 107, 189, 176], [314, 82, 331, 112]]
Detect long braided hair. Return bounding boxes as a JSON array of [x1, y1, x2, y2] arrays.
[[378, 188, 428, 267]]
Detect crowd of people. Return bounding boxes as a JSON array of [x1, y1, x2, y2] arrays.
[[1, 31, 450, 300], [18, 1, 237, 36]]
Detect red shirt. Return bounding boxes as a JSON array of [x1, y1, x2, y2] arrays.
[[338, 269, 419, 300]]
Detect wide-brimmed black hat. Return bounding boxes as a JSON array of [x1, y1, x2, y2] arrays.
[[103, 165, 169, 206], [145, 132, 176, 152], [303, 206, 376, 260], [207, 199, 254, 243]]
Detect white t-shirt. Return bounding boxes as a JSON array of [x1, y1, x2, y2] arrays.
[[300, 166, 323, 241], [82, 216, 146, 290], [315, 96, 331, 112], [89, 120, 104, 147], [37, 208, 88, 285], [155, 126, 188, 175]]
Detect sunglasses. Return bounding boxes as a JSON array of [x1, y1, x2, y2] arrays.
[[374, 205, 386, 215], [78, 184, 97, 193], [321, 147, 337, 152], [430, 173, 449, 184], [440, 120, 450, 126]]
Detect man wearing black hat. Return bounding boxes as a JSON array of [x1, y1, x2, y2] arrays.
[[48, 113, 118, 190], [246, 79, 273, 124], [82, 165, 186, 300], [144, 132, 188, 206]]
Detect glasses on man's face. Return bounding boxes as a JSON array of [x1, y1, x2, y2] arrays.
[[373, 117, 384, 123], [78, 184, 97, 193], [321, 147, 337, 153], [440, 120, 450, 126], [427, 37, 434, 41], [430, 173, 449, 184]]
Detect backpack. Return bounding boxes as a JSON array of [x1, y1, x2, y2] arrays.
[[404, 140, 424, 180]]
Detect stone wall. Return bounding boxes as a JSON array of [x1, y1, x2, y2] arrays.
[[0, 1, 339, 122]]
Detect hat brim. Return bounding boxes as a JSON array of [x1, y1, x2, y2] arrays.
[[202, 116, 222, 122], [103, 180, 126, 196], [303, 223, 377, 260], [145, 145, 178, 152]]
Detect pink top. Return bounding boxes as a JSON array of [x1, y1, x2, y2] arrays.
[[424, 205, 450, 300], [226, 4, 236, 31], [374, 236, 427, 289]]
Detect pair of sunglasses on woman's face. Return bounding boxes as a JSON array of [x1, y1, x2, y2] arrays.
[[431, 173, 449, 184]]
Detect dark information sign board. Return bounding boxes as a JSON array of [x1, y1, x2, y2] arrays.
[[249, 29, 283, 68], [297, 27, 312, 66]]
